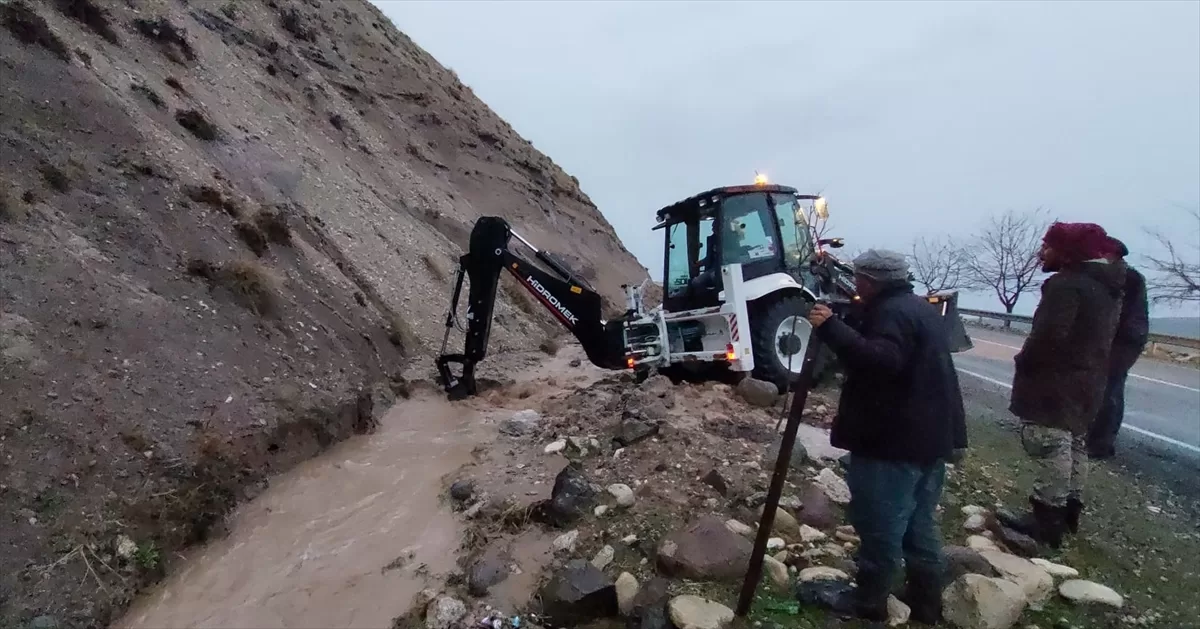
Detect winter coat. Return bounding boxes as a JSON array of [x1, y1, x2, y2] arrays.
[[1111, 265, 1150, 370], [816, 282, 968, 463], [1010, 260, 1126, 435]]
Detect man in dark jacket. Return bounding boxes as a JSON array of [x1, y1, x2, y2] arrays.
[[999, 223, 1126, 548], [1087, 238, 1150, 459], [807, 249, 967, 624]]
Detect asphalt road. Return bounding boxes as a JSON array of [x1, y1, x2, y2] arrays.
[[954, 326, 1200, 461]]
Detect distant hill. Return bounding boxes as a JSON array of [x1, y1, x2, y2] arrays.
[[1151, 317, 1200, 339]]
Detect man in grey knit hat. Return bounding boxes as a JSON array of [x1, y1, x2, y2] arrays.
[[805, 249, 967, 624]]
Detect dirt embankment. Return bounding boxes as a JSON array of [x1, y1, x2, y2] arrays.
[[0, 1, 645, 626]]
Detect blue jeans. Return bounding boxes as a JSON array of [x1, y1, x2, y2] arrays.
[[1087, 360, 1133, 455], [846, 455, 946, 587]]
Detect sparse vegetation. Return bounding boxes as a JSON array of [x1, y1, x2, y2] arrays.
[[328, 113, 346, 130], [255, 207, 292, 245], [2, 1, 71, 61], [421, 253, 446, 281], [133, 17, 196, 63], [164, 76, 186, 93], [220, 1, 239, 21], [539, 337, 560, 356], [279, 8, 317, 42], [187, 258, 281, 317], [54, 0, 120, 45], [235, 220, 269, 256], [131, 82, 166, 108], [387, 314, 420, 355], [0, 185, 24, 221], [134, 541, 161, 571], [39, 162, 70, 193], [176, 109, 220, 141]]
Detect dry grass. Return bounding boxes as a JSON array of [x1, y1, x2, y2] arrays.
[[54, 0, 120, 45], [0, 184, 24, 221], [2, 1, 71, 62], [387, 315, 421, 355], [254, 207, 292, 245], [131, 83, 165, 109], [39, 162, 70, 193], [234, 221, 268, 256], [539, 337, 560, 356], [421, 253, 446, 282], [217, 260, 280, 317], [175, 109, 219, 141], [184, 184, 239, 217]]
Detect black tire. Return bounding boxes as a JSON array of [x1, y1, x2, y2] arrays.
[[750, 294, 827, 393]]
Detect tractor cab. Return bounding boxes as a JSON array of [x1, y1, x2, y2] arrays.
[[655, 181, 826, 312]]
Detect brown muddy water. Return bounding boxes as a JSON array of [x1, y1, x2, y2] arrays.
[[115, 391, 490, 629]]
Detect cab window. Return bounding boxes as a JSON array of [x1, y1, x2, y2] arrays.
[[772, 192, 813, 268], [720, 193, 777, 266]]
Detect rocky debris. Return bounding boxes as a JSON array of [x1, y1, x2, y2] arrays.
[[962, 505, 989, 517], [766, 435, 810, 469], [767, 538, 786, 551], [764, 555, 791, 589], [736, 377, 780, 408], [887, 595, 912, 627], [631, 577, 672, 629], [1029, 558, 1079, 578], [799, 525, 827, 543], [945, 545, 1000, 581], [26, 616, 60, 629], [500, 410, 541, 436], [467, 547, 513, 597], [668, 595, 735, 629], [552, 531, 580, 553], [799, 566, 850, 582], [968, 535, 1001, 552], [797, 482, 839, 529], [591, 545, 615, 570], [532, 464, 596, 528], [942, 574, 1028, 629], [758, 505, 802, 540], [544, 439, 568, 454], [725, 519, 754, 537], [964, 513, 988, 532], [980, 551, 1054, 604], [1058, 579, 1123, 608], [834, 525, 859, 544], [425, 595, 467, 629], [615, 572, 639, 616], [593, 505, 609, 518], [990, 524, 1038, 558], [814, 468, 851, 505], [450, 479, 475, 502], [701, 469, 730, 496], [114, 535, 137, 560], [614, 418, 658, 447], [607, 483, 636, 508], [657, 515, 752, 581], [539, 559, 619, 626]]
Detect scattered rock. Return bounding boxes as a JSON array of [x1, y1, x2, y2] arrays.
[[757, 505, 802, 540], [552, 530, 580, 553], [594, 505, 609, 518], [968, 535, 1000, 552], [114, 535, 137, 560], [592, 545, 615, 570], [607, 483, 636, 507], [887, 595, 912, 627], [764, 555, 790, 589], [725, 519, 754, 537], [532, 464, 597, 527], [657, 515, 752, 581], [736, 377, 779, 408], [539, 559, 619, 626], [964, 513, 988, 532], [767, 538, 786, 551], [614, 418, 658, 447], [799, 525, 827, 543], [1030, 558, 1079, 579], [942, 574, 1028, 629], [500, 409, 541, 436], [615, 572, 640, 616], [814, 468, 851, 505], [467, 547, 513, 597], [701, 469, 730, 496], [449, 479, 475, 502], [799, 566, 850, 582], [962, 505, 989, 516], [795, 578, 854, 609], [544, 439, 568, 454], [834, 524, 859, 543], [631, 576, 672, 626], [945, 545, 1000, 581], [797, 482, 839, 529], [668, 595, 735, 629], [425, 595, 467, 629], [991, 524, 1038, 558], [1058, 579, 1123, 608], [766, 435, 810, 469], [980, 551, 1054, 604], [26, 617, 60, 629]]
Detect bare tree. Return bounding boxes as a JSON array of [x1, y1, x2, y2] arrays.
[[909, 235, 973, 294], [964, 208, 1050, 316], [1144, 206, 1200, 304]]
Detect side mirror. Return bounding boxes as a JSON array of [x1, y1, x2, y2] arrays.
[[819, 237, 845, 249], [814, 197, 829, 219]]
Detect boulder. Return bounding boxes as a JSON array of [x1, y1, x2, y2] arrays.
[[814, 468, 851, 505], [1030, 558, 1079, 578], [592, 545, 615, 570], [967, 535, 1000, 552], [607, 483, 636, 507], [796, 482, 839, 529], [701, 469, 730, 496], [614, 418, 659, 447], [1058, 580, 1123, 608], [552, 530, 579, 553], [766, 435, 810, 469], [961, 505, 988, 517], [657, 515, 752, 581], [799, 525, 827, 543], [544, 439, 568, 454], [539, 559, 619, 626], [425, 595, 467, 629], [887, 595, 911, 627], [980, 551, 1054, 604], [532, 464, 597, 527], [945, 545, 1000, 581], [990, 523, 1038, 558], [736, 377, 780, 408], [757, 505, 802, 540], [767, 538, 786, 551], [764, 555, 790, 589], [798, 566, 850, 582], [725, 519, 754, 537], [499, 409, 541, 436], [963, 513, 987, 532], [467, 546, 512, 596], [615, 572, 640, 616], [641, 374, 674, 398], [668, 595, 735, 629], [942, 574, 1028, 629], [449, 479, 475, 502]]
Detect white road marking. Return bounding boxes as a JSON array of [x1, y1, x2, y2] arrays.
[[955, 367, 1200, 455], [971, 338, 1200, 394]]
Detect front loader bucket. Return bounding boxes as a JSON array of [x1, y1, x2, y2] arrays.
[[929, 290, 973, 353]]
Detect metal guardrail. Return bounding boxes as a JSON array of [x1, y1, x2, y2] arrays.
[[958, 308, 1200, 352]]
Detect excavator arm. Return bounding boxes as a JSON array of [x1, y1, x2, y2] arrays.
[[436, 216, 629, 399]]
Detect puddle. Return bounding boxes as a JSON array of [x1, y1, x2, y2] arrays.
[[116, 393, 489, 629]]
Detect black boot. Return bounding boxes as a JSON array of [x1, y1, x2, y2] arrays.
[[996, 497, 1069, 549], [900, 567, 943, 625], [807, 569, 889, 622], [1065, 497, 1083, 535]]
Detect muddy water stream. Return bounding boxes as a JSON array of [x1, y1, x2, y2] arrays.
[[116, 391, 492, 629]]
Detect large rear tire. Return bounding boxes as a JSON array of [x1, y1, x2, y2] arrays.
[[750, 294, 828, 393]]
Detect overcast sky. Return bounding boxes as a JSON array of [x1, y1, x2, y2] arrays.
[[377, 0, 1199, 316]]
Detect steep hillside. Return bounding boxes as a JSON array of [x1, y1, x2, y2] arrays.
[[0, 0, 646, 625]]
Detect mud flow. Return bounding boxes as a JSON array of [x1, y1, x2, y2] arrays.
[[115, 392, 488, 629]]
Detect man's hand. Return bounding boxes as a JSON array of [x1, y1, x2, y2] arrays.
[[808, 304, 834, 328]]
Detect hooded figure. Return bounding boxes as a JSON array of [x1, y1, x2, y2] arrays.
[[999, 222, 1126, 548]]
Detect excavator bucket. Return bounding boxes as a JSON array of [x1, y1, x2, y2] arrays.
[[928, 290, 973, 353]]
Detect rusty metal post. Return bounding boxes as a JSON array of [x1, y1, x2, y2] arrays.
[[735, 335, 823, 617]]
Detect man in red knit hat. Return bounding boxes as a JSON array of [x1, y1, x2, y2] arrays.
[[998, 222, 1126, 549]]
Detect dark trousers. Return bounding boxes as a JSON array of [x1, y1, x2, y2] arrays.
[[1087, 348, 1139, 455], [846, 454, 946, 601]]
